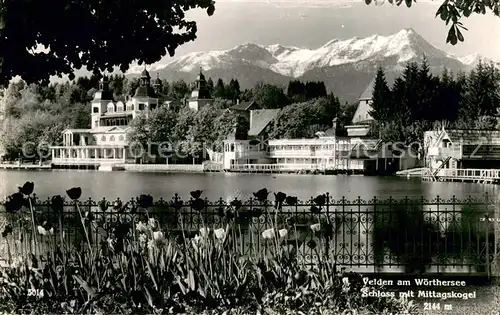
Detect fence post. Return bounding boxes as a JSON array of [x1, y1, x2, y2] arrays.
[[490, 192, 500, 283]]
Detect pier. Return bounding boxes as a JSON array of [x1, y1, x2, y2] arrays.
[[226, 163, 364, 175], [419, 168, 500, 184], [0, 163, 52, 170]]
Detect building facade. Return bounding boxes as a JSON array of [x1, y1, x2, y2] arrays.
[[50, 69, 159, 169], [220, 81, 418, 173], [424, 128, 500, 171], [188, 68, 214, 111]]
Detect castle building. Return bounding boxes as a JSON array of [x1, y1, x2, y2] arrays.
[[188, 68, 213, 111], [50, 69, 159, 170]]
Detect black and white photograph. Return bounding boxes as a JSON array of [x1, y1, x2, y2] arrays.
[[0, 0, 499, 313]]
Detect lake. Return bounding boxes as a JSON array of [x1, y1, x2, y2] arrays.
[[0, 169, 497, 201]]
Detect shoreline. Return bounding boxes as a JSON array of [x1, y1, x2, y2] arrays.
[[0, 163, 378, 175]]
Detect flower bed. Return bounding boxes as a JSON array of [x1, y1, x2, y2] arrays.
[[0, 182, 419, 315]]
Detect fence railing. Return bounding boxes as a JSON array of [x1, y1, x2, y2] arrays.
[[0, 193, 496, 275]]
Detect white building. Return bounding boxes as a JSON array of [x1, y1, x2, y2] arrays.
[[50, 69, 161, 169], [221, 81, 418, 174]]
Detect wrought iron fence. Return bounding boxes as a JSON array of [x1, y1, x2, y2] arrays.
[[0, 193, 496, 275]]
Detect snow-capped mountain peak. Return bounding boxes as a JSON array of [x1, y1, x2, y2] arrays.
[[128, 29, 480, 79]]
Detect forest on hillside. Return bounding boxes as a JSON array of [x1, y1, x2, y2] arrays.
[[0, 59, 499, 161]]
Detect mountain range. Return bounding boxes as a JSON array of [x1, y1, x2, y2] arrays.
[[128, 28, 489, 103]]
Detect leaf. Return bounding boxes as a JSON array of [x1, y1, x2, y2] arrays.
[[365, 0, 372, 4], [144, 287, 154, 308], [446, 26, 457, 45], [456, 28, 464, 42], [187, 269, 196, 291], [437, 5, 448, 20], [72, 275, 97, 298], [177, 277, 187, 295], [405, 0, 412, 7]]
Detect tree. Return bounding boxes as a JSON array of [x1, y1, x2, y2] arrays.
[[458, 61, 500, 123], [227, 79, 241, 102], [365, 0, 500, 45], [169, 80, 189, 100], [214, 79, 226, 99], [251, 83, 290, 109], [206, 78, 214, 97], [127, 107, 179, 162], [0, 0, 216, 86], [369, 67, 392, 122], [269, 97, 340, 139]]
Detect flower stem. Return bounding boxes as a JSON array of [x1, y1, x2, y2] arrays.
[[28, 197, 38, 257]]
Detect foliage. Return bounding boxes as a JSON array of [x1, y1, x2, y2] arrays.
[[0, 182, 419, 315], [250, 83, 291, 109], [0, 0, 216, 86], [365, 0, 500, 45], [269, 96, 341, 139], [369, 67, 392, 122], [373, 60, 500, 155], [287, 80, 327, 103]]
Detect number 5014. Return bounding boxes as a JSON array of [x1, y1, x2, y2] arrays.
[[27, 289, 43, 297]]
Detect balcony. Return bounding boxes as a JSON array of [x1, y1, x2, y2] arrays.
[[268, 149, 336, 158], [427, 146, 461, 159]]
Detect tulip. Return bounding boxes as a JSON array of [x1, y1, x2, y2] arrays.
[[285, 196, 298, 206], [148, 218, 157, 229], [153, 231, 164, 242], [37, 226, 47, 236], [199, 227, 210, 238], [50, 195, 64, 213], [107, 238, 115, 250], [310, 223, 321, 232], [342, 277, 349, 286], [214, 228, 226, 240], [98, 200, 108, 211], [66, 187, 82, 200], [253, 188, 269, 202], [136, 221, 148, 233], [2, 225, 13, 238], [138, 234, 147, 244], [262, 228, 275, 239], [137, 194, 154, 209], [313, 194, 327, 206], [18, 181, 34, 195], [190, 190, 203, 199], [6, 193, 24, 212], [278, 229, 288, 238]]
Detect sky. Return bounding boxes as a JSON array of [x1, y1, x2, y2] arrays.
[[153, 0, 500, 63]]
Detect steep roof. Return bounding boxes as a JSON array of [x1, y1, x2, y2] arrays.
[[134, 85, 157, 98], [444, 129, 500, 144], [359, 80, 374, 101], [230, 101, 258, 111], [248, 109, 280, 136]]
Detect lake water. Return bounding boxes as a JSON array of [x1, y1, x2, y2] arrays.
[[0, 169, 497, 201]]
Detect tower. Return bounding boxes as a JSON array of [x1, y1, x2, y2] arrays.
[[153, 73, 163, 95], [91, 76, 114, 128], [188, 68, 213, 111], [131, 67, 159, 118]]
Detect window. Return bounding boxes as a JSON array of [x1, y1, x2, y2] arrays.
[[119, 135, 124, 141], [139, 103, 145, 110], [107, 106, 114, 113], [110, 136, 115, 141], [93, 107, 99, 113], [101, 136, 106, 142]]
